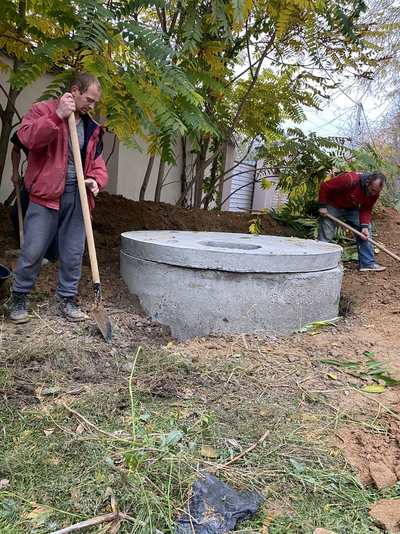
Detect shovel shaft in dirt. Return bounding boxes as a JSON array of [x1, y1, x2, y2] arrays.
[[325, 212, 400, 263], [68, 113, 112, 341]]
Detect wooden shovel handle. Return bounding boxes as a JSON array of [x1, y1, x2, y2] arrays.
[[325, 212, 400, 263], [68, 114, 100, 284]]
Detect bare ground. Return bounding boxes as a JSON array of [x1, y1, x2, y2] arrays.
[[1, 196, 400, 532]]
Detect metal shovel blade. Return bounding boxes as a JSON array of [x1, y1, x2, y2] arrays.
[[92, 303, 112, 342]]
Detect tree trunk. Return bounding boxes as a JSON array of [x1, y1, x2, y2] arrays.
[[154, 159, 166, 203], [139, 155, 155, 201], [202, 141, 224, 210], [179, 136, 187, 207], [0, 84, 20, 189], [193, 138, 210, 208], [0, 3, 24, 188]]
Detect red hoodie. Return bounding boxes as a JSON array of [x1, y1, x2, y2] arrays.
[[319, 171, 380, 227], [17, 99, 108, 211]]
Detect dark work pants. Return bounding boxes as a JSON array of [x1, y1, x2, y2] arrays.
[[13, 184, 86, 297], [318, 205, 374, 268]]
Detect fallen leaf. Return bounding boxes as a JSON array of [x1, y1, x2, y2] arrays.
[[225, 438, 241, 450], [65, 387, 84, 395], [161, 429, 184, 447], [112, 430, 131, 440], [70, 486, 81, 508], [23, 505, 52, 526], [362, 384, 385, 394], [41, 386, 61, 396], [327, 373, 338, 380], [200, 445, 219, 459]]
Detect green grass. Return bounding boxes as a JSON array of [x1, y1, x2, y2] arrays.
[[0, 343, 396, 533]]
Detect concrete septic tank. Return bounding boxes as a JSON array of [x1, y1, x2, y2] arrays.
[[120, 231, 343, 340]]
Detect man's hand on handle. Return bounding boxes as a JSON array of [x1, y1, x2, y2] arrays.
[[85, 178, 99, 197], [56, 93, 76, 119], [319, 207, 370, 241], [361, 227, 369, 240]]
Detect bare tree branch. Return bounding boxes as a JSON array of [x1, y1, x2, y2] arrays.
[[105, 134, 117, 165], [0, 82, 22, 121]]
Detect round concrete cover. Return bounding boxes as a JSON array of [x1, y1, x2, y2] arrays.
[[121, 231, 342, 273]]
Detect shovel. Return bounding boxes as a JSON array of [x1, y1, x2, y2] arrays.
[[325, 212, 400, 263], [68, 113, 112, 342]]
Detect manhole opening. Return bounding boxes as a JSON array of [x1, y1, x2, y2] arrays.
[[199, 240, 261, 251]]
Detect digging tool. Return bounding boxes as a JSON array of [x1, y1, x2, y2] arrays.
[[68, 113, 112, 342], [15, 182, 24, 248], [325, 212, 400, 263]]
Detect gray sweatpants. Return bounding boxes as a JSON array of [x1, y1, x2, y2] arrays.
[[13, 184, 86, 297]]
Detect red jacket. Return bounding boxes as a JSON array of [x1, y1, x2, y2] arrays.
[[319, 171, 380, 227], [17, 99, 108, 210]]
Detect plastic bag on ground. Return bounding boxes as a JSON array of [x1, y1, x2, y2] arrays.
[[175, 473, 264, 533]]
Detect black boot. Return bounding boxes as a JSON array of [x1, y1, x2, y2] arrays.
[[58, 296, 87, 322], [9, 292, 29, 324]]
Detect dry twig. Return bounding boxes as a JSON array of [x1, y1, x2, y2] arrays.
[[50, 512, 134, 534], [62, 403, 132, 443], [215, 431, 270, 471], [32, 309, 63, 334]]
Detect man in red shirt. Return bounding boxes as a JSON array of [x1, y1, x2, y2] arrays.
[[318, 171, 386, 272], [9, 72, 108, 323]]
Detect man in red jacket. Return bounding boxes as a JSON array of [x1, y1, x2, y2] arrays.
[[9, 72, 109, 324], [318, 171, 386, 272]]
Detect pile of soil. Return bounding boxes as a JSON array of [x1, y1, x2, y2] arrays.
[[0, 192, 288, 267], [339, 424, 400, 488], [92, 192, 287, 250]]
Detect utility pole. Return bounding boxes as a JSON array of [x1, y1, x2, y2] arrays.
[[352, 102, 363, 148]]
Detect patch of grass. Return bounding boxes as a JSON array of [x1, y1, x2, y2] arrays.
[[267, 466, 382, 533], [0, 342, 395, 533]]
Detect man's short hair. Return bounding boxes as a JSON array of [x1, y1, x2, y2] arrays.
[[69, 72, 101, 93], [366, 172, 386, 186]]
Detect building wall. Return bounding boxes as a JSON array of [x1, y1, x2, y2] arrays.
[[116, 137, 182, 204], [252, 175, 287, 211], [222, 151, 288, 212], [0, 55, 182, 205]]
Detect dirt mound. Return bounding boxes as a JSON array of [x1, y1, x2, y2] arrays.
[[0, 193, 288, 263], [92, 192, 287, 250], [369, 499, 400, 533], [339, 424, 400, 488]]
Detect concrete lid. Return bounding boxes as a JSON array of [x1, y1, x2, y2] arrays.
[[121, 231, 342, 273]]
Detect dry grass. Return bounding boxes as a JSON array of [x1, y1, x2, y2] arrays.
[[0, 325, 392, 533]]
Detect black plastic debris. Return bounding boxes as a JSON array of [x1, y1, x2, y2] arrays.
[[175, 473, 264, 533]]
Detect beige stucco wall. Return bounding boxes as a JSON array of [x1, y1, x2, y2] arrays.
[[0, 54, 182, 205], [116, 137, 182, 204]]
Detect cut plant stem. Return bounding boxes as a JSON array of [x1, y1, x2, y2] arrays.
[[129, 346, 142, 443], [50, 511, 135, 534]]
